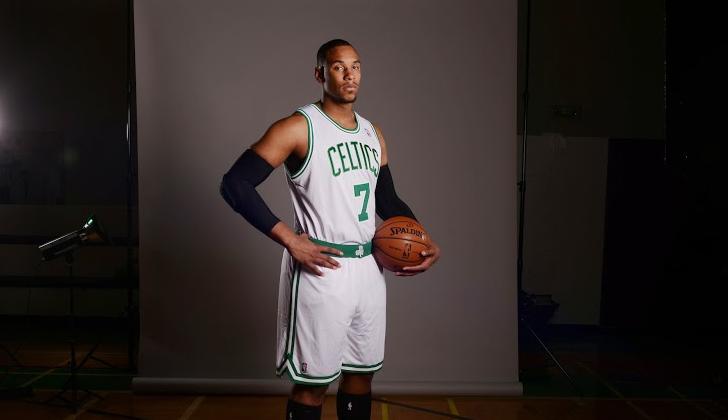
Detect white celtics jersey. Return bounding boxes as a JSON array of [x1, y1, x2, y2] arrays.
[[285, 103, 381, 245]]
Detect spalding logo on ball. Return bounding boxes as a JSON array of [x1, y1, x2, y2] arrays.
[[373, 216, 431, 272]]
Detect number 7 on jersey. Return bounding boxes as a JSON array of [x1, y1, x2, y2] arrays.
[[353, 182, 370, 222]]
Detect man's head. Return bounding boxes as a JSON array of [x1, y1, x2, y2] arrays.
[[315, 39, 361, 104]]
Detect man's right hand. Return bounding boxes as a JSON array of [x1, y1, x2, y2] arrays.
[[287, 232, 344, 276], [269, 221, 344, 276]]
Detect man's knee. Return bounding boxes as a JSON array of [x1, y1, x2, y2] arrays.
[[291, 383, 328, 406], [340, 373, 373, 394]]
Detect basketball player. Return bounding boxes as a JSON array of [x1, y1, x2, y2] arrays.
[[220, 39, 440, 420]]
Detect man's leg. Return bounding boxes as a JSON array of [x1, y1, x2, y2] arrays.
[[288, 384, 328, 420], [337, 373, 373, 419]]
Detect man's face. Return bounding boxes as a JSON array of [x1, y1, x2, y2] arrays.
[[317, 45, 361, 104]]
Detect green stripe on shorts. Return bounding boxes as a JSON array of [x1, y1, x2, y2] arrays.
[[342, 361, 384, 373]]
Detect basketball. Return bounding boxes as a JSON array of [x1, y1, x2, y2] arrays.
[[373, 216, 431, 272]]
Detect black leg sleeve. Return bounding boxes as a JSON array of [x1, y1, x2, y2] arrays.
[[336, 391, 372, 420], [286, 399, 322, 420]]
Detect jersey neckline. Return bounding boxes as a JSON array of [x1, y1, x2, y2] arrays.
[[311, 102, 360, 134]]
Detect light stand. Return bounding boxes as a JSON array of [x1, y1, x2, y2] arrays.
[[34, 216, 138, 418], [125, 0, 140, 374], [0, 343, 24, 368], [41, 251, 105, 409], [0, 345, 32, 400], [517, 0, 581, 396]]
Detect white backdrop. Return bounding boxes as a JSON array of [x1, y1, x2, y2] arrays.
[[132, 0, 519, 395]]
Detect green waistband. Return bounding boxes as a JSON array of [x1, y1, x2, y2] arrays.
[[309, 238, 372, 258]]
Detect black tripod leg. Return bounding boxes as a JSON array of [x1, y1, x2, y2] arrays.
[[76, 338, 122, 370], [80, 342, 120, 370], [76, 342, 101, 368], [521, 318, 583, 397], [0, 343, 25, 368], [77, 342, 120, 370], [89, 355, 119, 369]]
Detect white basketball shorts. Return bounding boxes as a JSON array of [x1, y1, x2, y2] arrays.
[[275, 245, 386, 385]]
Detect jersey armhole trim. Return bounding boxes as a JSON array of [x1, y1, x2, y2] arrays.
[[286, 109, 314, 180], [370, 122, 384, 176], [370, 122, 382, 144]]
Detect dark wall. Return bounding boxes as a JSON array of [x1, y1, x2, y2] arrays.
[[663, 1, 727, 329], [517, 0, 666, 325], [0, 0, 129, 205], [519, 0, 665, 139], [0, 0, 134, 318]]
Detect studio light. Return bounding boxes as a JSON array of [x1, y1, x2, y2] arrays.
[[38, 215, 109, 261]]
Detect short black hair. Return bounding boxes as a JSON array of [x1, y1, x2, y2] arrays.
[[316, 39, 352, 69]]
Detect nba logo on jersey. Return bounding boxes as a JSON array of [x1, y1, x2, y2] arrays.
[[364, 128, 371, 137], [356, 245, 364, 258], [301, 362, 308, 373]]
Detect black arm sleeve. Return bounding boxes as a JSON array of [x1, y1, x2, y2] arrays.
[[375, 164, 417, 221], [219, 149, 281, 235]]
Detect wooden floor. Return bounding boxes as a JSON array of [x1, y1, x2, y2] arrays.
[[2, 318, 727, 419], [3, 390, 728, 419]]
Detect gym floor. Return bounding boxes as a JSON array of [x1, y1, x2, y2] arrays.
[[1, 317, 726, 419]]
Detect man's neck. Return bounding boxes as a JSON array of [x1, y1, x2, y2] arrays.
[[318, 97, 356, 128]]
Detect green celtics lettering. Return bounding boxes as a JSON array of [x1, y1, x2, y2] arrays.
[[327, 140, 379, 177]]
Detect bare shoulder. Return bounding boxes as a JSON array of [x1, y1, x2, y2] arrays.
[[251, 112, 309, 167], [268, 112, 308, 139]]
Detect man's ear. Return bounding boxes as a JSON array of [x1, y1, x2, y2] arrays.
[[314, 66, 325, 83]]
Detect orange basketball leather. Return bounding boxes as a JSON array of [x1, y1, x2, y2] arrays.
[[373, 216, 431, 272]]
